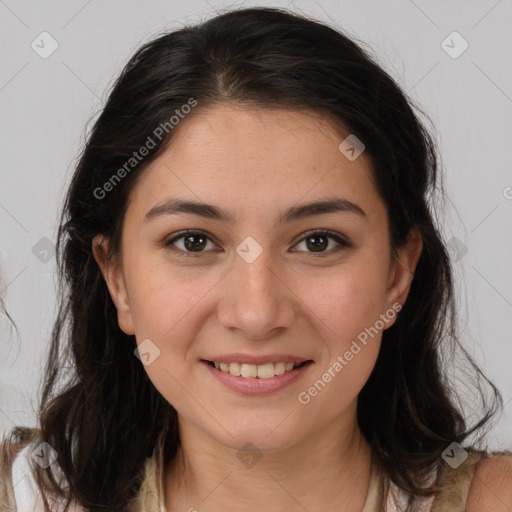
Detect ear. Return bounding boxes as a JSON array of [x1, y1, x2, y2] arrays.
[[92, 234, 135, 335], [384, 228, 423, 322]]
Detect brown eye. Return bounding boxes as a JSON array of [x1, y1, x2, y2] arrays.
[[163, 229, 352, 258], [164, 230, 217, 255], [293, 230, 351, 255], [304, 233, 329, 252]]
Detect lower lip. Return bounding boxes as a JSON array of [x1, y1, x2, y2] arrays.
[[201, 360, 314, 395]]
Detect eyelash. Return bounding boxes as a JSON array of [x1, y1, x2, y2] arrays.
[[163, 229, 352, 257]]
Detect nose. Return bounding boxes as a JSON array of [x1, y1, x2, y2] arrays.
[[217, 248, 296, 340]]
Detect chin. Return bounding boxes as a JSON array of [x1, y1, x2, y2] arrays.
[[209, 419, 305, 454]]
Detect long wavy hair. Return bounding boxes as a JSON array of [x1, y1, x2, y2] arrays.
[[2, 6, 502, 511]]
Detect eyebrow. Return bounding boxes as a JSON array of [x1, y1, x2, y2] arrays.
[[144, 197, 367, 224]]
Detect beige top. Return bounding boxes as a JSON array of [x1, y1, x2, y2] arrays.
[[0, 428, 483, 512]]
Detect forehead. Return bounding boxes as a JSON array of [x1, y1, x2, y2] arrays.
[[127, 104, 384, 223]]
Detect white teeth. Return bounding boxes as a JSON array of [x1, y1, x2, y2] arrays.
[[229, 362, 241, 376], [274, 362, 286, 375], [212, 361, 303, 378], [257, 363, 275, 379], [240, 364, 258, 378], [229, 363, 241, 377]]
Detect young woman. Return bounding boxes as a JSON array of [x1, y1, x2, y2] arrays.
[[1, 6, 511, 512]]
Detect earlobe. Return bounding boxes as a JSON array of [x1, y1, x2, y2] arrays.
[[92, 235, 135, 335], [385, 228, 423, 313]]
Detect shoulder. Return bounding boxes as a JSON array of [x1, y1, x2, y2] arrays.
[[466, 452, 512, 512]]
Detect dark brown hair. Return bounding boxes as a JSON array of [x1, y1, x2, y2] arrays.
[[2, 6, 502, 511]]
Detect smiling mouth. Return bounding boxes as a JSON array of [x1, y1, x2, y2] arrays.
[[203, 360, 313, 379]]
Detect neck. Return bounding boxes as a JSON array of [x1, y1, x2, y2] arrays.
[[164, 410, 373, 511]]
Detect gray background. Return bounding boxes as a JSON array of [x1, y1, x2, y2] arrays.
[[1, 0, 511, 450]]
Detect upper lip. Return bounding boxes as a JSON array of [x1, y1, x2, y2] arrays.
[[202, 354, 312, 365]]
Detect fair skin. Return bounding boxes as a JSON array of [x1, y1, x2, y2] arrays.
[[468, 456, 512, 512], [93, 104, 511, 511]]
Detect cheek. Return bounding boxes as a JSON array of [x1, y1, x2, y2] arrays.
[[292, 260, 387, 387], [126, 257, 217, 338], [300, 260, 388, 335], [294, 271, 385, 411], [125, 265, 209, 406]]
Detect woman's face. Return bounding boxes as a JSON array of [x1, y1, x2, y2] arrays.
[[95, 104, 421, 452]]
